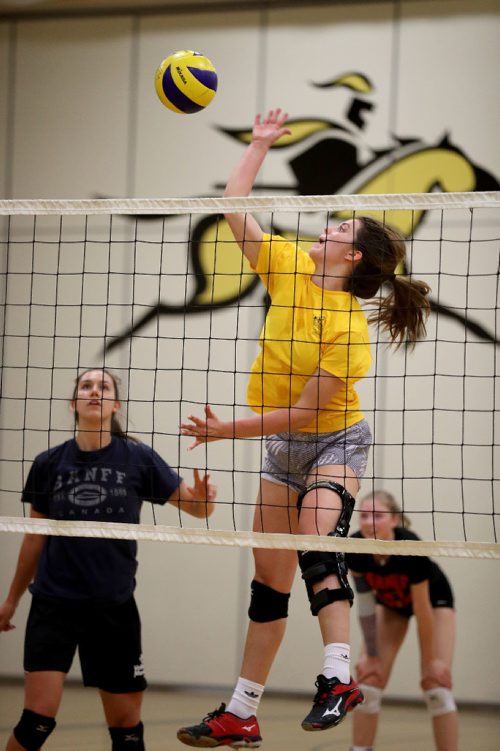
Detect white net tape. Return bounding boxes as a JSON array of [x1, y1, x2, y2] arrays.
[[1, 191, 499, 215]]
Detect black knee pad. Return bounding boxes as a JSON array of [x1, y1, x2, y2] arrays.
[[109, 722, 145, 750], [248, 579, 290, 622], [13, 709, 56, 750], [297, 480, 356, 615], [298, 549, 354, 614]]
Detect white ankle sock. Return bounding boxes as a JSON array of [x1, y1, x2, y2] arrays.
[[322, 642, 351, 683], [351, 747, 374, 751], [226, 677, 265, 718]]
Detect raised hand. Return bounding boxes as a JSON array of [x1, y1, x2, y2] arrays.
[[187, 467, 217, 504], [180, 405, 230, 450], [252, 108, 291, 147]]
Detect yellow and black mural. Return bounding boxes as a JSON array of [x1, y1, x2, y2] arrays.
[[106, 72, 499, 352]]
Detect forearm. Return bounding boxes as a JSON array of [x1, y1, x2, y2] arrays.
[[352, 575, 379, 656], [227, 405, 320, 439], [360, 613, 378, 657], [5, 534, 44, 607], [224, 141, 270, 200]]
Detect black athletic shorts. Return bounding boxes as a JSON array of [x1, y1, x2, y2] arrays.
[[24, 594, 147, 693], [429, 574, 454, 610]]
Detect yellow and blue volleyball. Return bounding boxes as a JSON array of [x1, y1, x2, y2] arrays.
[[155, 50, 217, 114]]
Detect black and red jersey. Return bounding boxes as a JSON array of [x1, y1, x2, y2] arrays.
[[346, 528, 454, 617]]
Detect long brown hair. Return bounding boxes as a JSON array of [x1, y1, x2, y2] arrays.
[[351, 216, 431, 349], [72, 368, 136, 441]]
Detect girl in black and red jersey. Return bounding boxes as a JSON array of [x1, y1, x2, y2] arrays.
[[0, 368, 216, 751], [345, 490, 458, 751]]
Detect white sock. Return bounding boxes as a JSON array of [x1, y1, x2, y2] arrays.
[[351, 747, 374, 751], [226, 677, 265, 718], [322, 642, 351, 683]]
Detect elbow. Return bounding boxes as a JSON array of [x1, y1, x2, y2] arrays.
[[290, 408, 319, 430]]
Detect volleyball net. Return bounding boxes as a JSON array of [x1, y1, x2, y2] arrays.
[[0, 192, 499, 559]]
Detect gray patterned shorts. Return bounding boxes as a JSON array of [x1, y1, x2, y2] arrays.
[[261, 419, 372, 493]]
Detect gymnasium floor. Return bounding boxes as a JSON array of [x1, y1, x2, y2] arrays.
[[1, 680, 499, 750]]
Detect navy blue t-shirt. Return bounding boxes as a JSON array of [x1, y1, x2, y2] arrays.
[[346, 528, 453, 617], [23, 437, 182, 604]]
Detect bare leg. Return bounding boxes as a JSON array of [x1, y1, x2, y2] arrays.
[[100, 689, 144, 727], [428, 608, 459, 751], [6, 671, 65, 751], [299, 465, 359, 647], [239, 480, 299, 684]]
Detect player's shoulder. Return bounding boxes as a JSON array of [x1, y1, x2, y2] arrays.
[[263, 233, 312, 270], [394, 527, 420, 542], [112, 435, 146, 458], [116, 437, 167, 466], [31, 438, 74, 468], [350, 529, 364, 540]]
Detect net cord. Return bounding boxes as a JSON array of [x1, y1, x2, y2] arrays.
[[1, 516, 499, 560], [1, 191, 500, 215]]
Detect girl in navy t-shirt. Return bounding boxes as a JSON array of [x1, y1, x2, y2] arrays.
[[0, 368, 216, 751]]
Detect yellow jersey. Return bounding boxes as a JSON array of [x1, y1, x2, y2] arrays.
[[247, 234, 372, 433]]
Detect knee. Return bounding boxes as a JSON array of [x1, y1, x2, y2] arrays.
[[109, 721, 145, 750], [355, 684, 383, 714], [248, 579, 290, 622], [423, 688, 457, 717], [13, 709, 56, 750]]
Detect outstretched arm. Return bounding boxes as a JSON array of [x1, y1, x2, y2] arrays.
[[0, 508, 46, 632], [167, 468, 217, 518], [224, 108, 291, 267], [180, 368, 344, 449], [352, 572, 384, 685]]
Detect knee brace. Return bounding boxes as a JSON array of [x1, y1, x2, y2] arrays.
[[355, 684, 383, 714], [423, 687, 457, 717], [297, 481, 355, 615], [248, 579, 290, 622], [13, 709, 56, 750], [109, 722, 145, 750]]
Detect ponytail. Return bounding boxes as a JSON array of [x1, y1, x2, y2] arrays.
[[351, 216, 431, 349], [370, 273, 431, 349]]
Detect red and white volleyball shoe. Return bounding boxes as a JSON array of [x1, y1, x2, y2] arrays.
[[177, 703, 262, 748], [301, 674, 364, 731]]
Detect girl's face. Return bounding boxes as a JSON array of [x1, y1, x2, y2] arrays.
[[71, 370, 120, 426], [309, 219, 362, 277], [358, 496, 399, 540]]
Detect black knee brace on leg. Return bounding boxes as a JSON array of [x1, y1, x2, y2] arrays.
[[109, 722, 145, 750], [297, 480, 355, 615], [248, 579, 290, 622], [13, 709, 56, 750]]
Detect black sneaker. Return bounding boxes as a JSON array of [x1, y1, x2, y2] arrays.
[[301, 674, 364, 731], [177, 703, 262, 748]]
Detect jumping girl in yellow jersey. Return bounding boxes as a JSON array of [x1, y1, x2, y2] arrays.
[[177, 109, 431, 749]]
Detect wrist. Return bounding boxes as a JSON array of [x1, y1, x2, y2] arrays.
[[221, 421, 235, 439]]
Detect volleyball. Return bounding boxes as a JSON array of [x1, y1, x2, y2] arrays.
[[155, 50, 217, 114]]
